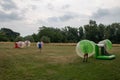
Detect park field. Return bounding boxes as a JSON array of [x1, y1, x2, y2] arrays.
[[0, 42, 120, 80]]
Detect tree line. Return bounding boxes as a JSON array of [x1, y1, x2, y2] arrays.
[[0, 20, 120, 43]]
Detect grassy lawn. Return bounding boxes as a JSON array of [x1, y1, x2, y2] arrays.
[[0, 42, 120, 80]]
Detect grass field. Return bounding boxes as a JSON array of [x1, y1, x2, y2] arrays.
[[0, 42, 120, 80]]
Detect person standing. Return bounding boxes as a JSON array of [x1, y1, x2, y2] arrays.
[[37, 41, 43, 53], [83, 53, 88, 62]]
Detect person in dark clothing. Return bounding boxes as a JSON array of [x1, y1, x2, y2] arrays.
[[37, 41, 43, 53]]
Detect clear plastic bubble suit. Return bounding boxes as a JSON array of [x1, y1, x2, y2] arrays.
[[98, 39, 112, 51], [76, 40, 95, 58], [105, 39, 112, 50]]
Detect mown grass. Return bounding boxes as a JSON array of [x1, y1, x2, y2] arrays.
[[0, 42, 120, 80]]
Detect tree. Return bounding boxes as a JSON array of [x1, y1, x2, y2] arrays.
[[84, 20, 99, 42], [32, 33, 39, 42], [15, 36, 24, 42], [115, 26, 120, 43], [61, 26, 79, 42], [78, 27, 84, 40], [61, 27, 68, 42], [0, 32, 9, 41], [67, 26, 78, 42], [89, 20, 97, 26], [40, 36, 50, 43], [38, 26, 64, 42], [24, 35, 34, 42], [109, 23, 120, 43], [38, 26, 54, 42], [98, 24, 105, 41], [0, 28, 20, 41]]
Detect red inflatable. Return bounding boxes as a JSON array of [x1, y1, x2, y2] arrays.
[[15, 42, 19, 48]]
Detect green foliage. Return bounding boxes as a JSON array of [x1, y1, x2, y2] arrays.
[[78, 27, 84, 40], [0, 20, 120, 43], [103, 23, 120, 43], [40, 36, 50, 43], [38, 26, 64, 42], [63, 26, 79, 42], [84, 20, 120, 43], [0, 32, 9, 41], [15, 36, 24, 41], [84, 20, 99, 42], [37, 22, 120, 43], [32, 33, 39, 42], [0, 28, 20, 41], [24, 35, 34, 42]]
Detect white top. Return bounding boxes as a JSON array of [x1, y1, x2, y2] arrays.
[[97, 44, 104, 47]]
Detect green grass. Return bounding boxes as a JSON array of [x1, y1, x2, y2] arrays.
[[0, 42, 120, 80]]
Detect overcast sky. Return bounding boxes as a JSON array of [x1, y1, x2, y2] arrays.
[[0, 0, 120, 36]]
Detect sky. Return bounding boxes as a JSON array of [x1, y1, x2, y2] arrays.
[[0, 0, 120, 36]]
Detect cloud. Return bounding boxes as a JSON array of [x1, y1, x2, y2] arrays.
[[0, 21, 38, 37], [0, 0, 17, 10], [0, 0, 120, 36], [91, 7, 120, 24], [47, 3, 55, 10], [0, 11, 23, 22], [46, 3, 70, 11], [0, 0, 24, 22], [37, 12, 89, 28], [59, 14, 77, 21], [62, 4, 70, 9], [91, 8, 110, 19], [30, 5, 38, 10], [47, 13, 79, 22], [47, 17, 59, 22]]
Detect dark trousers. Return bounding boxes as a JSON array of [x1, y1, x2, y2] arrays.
[[83, 54, 88, 62]]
